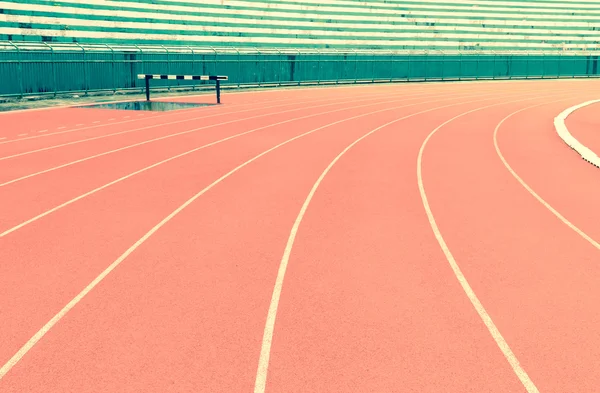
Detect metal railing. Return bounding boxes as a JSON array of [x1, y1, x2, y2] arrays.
[[1, 42, 599, 98]]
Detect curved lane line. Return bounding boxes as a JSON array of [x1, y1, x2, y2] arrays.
[[0, 84, 572, 186], [494, 100, 600, 252], [0, 92, 482, 238], [0, 89, 436, 158], [0, 90, 396, 148], [0, 92, 496, 381], [0, 92, 346, 142], [554, 99, 600, 168], [0, 89, 547, 239], [252, 91, 563, 393], [0, 90, 453, 186], [416, 98, 558, 393]]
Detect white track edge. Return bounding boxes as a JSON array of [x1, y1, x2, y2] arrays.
[[554, 99, 600, 168]]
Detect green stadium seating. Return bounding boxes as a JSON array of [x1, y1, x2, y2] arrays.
[[1, 0, 600, 51]]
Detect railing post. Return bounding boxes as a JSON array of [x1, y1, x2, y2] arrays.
[[506, 50, 511, 80], [317, 48, 322, 85], [236, 48, 241, 87], [557, 50, 562, 78], [211, 46, 218, 76], [440, 49, 445, 81], [135, 44, 144, 93], [256, 47, 263, 87], [424, 49, 429, 81], [389, 50, 394, 82], [458, 50, 462, 81], [371, 49, 376, 82], [75, 43, 88, 95], [332, 48, 340, 84], [162, 45, 170, 91], [353, 49, 358, 83], [475, 49, 480, 80], [41, 42, 57, 97], [216, 79, 221, 104], [407, 49, 412, 82], [105, 44, 116, 93], [276, 48, 282, 86], [187, 46, 195, 90], [297, 49, 301, 86], [541, 50, 546, 79], [9, 41, 24, 98]]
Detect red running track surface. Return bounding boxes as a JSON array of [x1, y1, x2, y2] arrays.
[[1, 79, 600, 392]]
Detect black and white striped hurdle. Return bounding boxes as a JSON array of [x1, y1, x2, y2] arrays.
[[137, 74, 228, 103]]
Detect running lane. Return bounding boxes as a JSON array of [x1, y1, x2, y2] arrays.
[[0, 86, 496, 392], [0, 89, 474, 233], [1, 85, 528, 234], [0, 79, 597, 393], [0, 87, 447, 184], [0, 86, 538, 392], [0, 85, 331, 138], [498, 96, 600, 245], [0, 91, 380, 159], [0, 83, 433, 142], [258, 91, 569, 393], [0, 79, 569, 150], [0, 80, 572, 186], [421, 85, 600, 393]]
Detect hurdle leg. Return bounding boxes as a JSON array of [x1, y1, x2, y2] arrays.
[[216, 80, 221, 104], [145, 75, 150, 101]]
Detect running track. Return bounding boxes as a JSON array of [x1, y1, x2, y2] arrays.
[[1, 79, 600, 392]]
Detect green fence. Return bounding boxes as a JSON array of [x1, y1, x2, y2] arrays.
[[1, 42, 599, 98]]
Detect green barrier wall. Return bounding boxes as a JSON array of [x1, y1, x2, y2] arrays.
[[0, 44, 598, 97]]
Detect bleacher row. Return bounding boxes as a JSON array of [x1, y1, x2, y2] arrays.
[[1, 0, 600, 51]]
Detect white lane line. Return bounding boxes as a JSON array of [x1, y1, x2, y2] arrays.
[[0, 88, 566, 381], [38, 130, 48, 133], [0, 90, 503, 188], [252, 86, 575, 392], [0, 137, 6, 140], [0, 89, 442, 162], [0, 89, 422, 152], [57, 126, 66, 130], [0, 84, 500, 147], [123, 116, 130, 119], [0, 99, 236, 143], [494, 100, 600, 252], [17, 133, 28, 137], [92, 121, 101, 124], [554, 99, 600, 168], [416, 99, 549, 393], [0, 93, 471, 233], [0, 96, 424, 188], [0, 113, 161, 145], [254, 94, 516, 392], [108, 118, 115, 121], [0, 94, 454, 381]]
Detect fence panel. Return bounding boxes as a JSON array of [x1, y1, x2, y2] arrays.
[[0, 43, 599, 98], [543, 55, 561, 78]]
